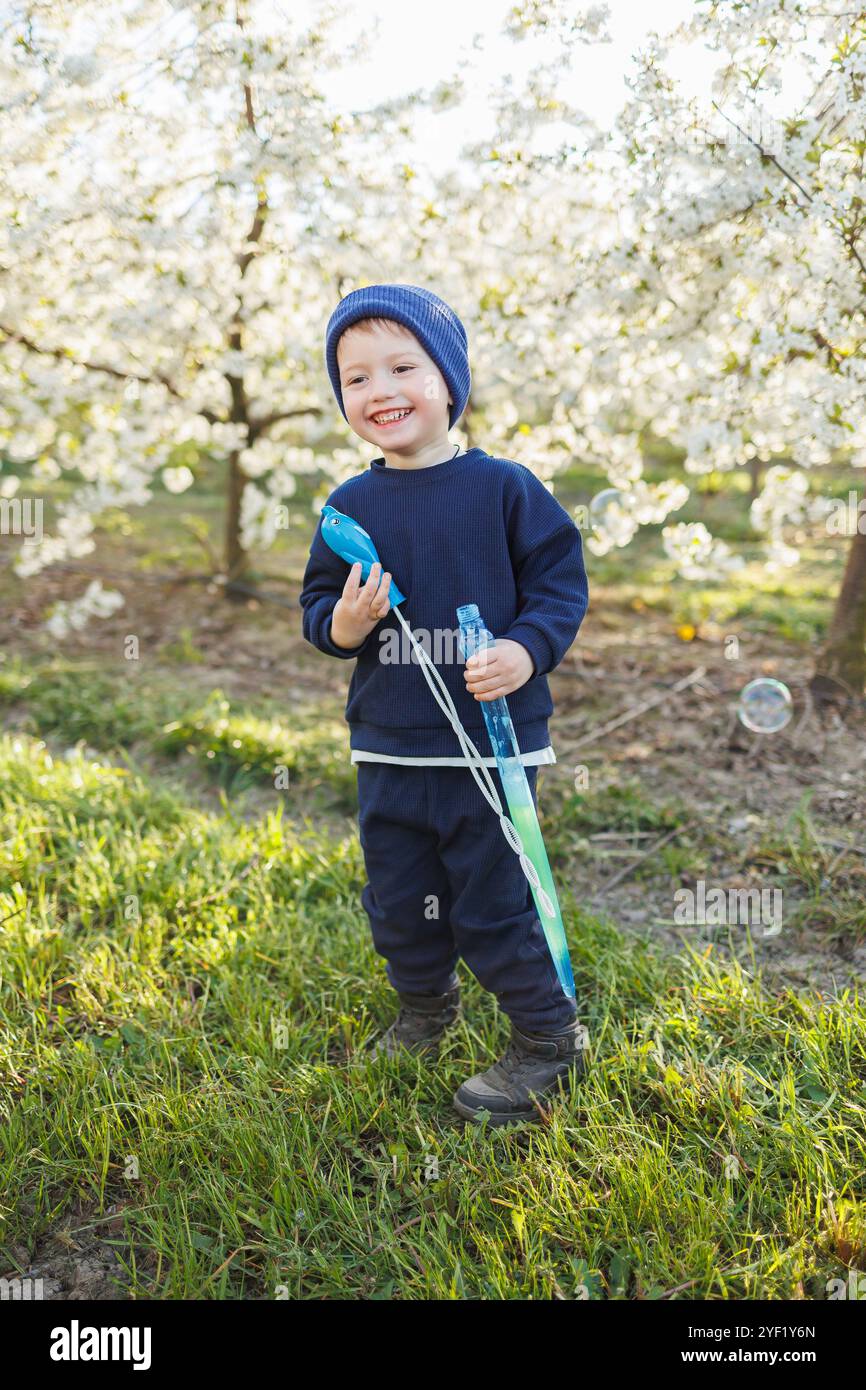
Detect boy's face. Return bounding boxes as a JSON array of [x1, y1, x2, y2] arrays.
[[336, 321, 453, 452]]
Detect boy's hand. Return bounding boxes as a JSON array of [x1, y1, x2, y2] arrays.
[[330, 561, 392, 649], [464, 639, 535, 701]]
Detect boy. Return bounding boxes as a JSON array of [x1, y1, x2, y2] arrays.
[[299, 283, 590, 1127]]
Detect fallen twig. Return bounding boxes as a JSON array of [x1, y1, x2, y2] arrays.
[[561, 667, 707, 748], [588, 832, 658, 842], [815, 837, 866, 858], [591, 822, 694, 901], [369, 1215, 423, 1256]]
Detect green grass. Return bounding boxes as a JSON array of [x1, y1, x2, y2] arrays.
[[156, 688, 356, 808], [1, 728, 864, 1299], [2, 447, 865, 1298], [0, 656, 356, 812], [0, 657, 157, 748]]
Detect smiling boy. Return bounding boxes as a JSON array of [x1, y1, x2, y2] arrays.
[[299, 283, 590, 1126]]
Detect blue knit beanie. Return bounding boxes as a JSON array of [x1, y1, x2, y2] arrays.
[[324, 283, 471, 430]]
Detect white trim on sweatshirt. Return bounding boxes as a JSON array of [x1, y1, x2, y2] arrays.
[[350, 746, 556, 767]]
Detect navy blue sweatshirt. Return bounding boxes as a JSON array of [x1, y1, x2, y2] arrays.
[[298, 446, 589, 762]]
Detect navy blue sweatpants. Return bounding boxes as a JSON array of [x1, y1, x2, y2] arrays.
[[356, 761, 577, 1035]]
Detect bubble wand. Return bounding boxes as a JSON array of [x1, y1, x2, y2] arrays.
[[320, 504, 575, 1001]]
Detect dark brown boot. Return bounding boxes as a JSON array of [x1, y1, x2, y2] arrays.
[[453, 1018, 588, 1125], [367, 981, 461, 1060]]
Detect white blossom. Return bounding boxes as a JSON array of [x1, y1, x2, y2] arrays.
[[162, 466, 195, 494], [45, 581, 124, 640]]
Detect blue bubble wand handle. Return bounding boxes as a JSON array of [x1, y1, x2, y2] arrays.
[[457, 605, 576, 1001]]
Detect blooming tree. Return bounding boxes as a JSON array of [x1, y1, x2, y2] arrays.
[[561, 0, 866, 698], [0, 0, 463, 632], [3, 0, 865, 707]]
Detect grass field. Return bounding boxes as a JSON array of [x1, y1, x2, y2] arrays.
[[1, 444, 865, 1299]]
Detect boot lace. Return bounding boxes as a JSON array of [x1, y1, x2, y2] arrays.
[[496, 1036, 539, 1078]]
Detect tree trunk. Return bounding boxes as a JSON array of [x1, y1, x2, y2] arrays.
[[811, 513, 866, 703], [224, 448, 251, 597], [748, 456, 763, 500], [222, 6, 267, 601]]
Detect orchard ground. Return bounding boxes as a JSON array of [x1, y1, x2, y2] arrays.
[[1, 445, 865, 1299]]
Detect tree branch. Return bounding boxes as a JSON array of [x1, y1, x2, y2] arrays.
[[711, 99, 866, 284], [0, 320, 221, 423]]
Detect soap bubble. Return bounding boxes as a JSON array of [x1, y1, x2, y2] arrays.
[[589, 488, 624, 526], [737, 678, 793, 733]]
